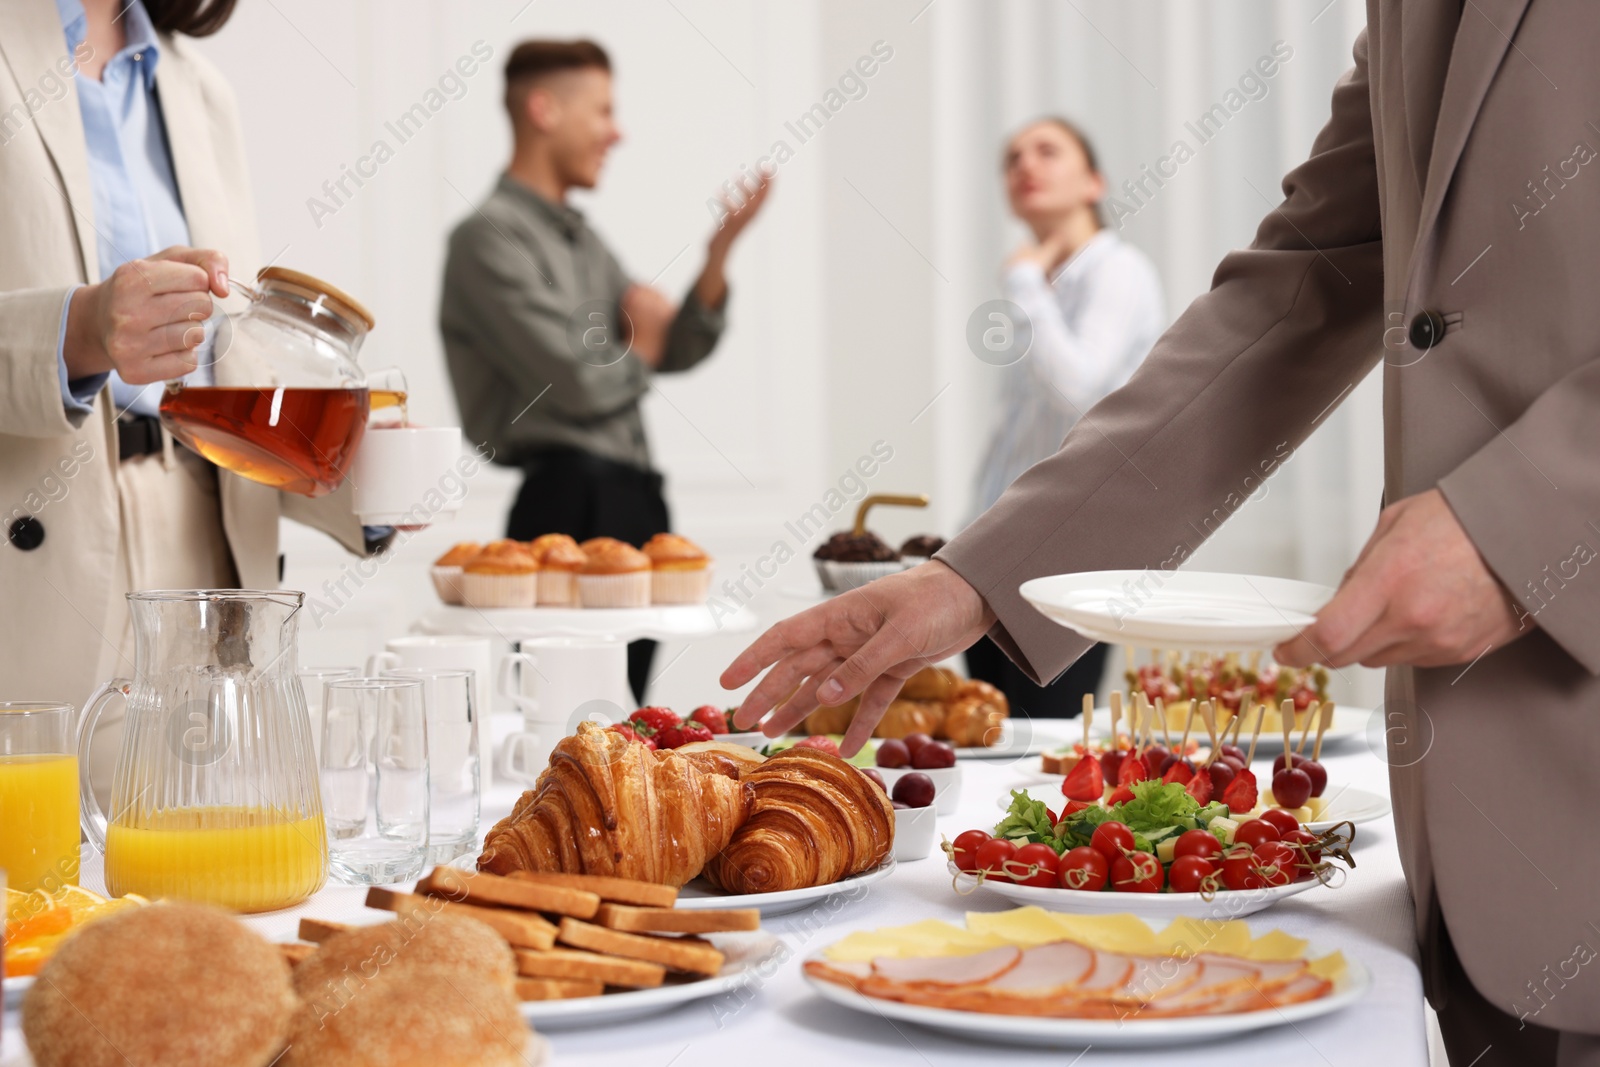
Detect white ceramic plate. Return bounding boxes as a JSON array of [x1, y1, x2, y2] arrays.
[[954, 719, 1076, 761], [3, 976, 33, 1008], [947, 860, 1327, 919], [803, 939, 1370, 1048], [1020, 571, 1335, 652], [520, 930, 785, 1029], [676, 860, 895, 917], [1000, 782, 1392, 835]]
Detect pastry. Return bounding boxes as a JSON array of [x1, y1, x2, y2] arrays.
[[874, 698, 945, 739], [669, 739, 767, 778], [803, 697, 857, 736], [702, 748, 894, 895], [284, 916, 525, 1067], [812, 530, 903, 593], [642, 532, 713, 604], [431, 541, 480, 605], [22, 902, 297, 1067], [477, 722, 751, 887], [898, 534, 946, 564], [577, 541, 652, 608], [579, 536, 628, 555], [941, 679, 1009, 748], [900, 665, 961, 702], [529, 533, 586, 606], [460, 539, 539, 609]]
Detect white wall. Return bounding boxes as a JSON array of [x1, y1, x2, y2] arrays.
[[197, 0, 1382, 712]]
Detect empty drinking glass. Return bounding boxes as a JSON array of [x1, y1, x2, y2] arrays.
[[297, 666, 357, 761], [320, 677, 428, 884], [381, 667, 480, 864]]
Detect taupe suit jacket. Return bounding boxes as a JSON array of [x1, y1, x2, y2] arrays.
[[942, 0, 1600, 1030], [0, 2, 363, 708]]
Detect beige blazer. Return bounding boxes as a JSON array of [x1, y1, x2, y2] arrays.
[[0, 1, 363, 710], [942, 0, 1600, 1031]]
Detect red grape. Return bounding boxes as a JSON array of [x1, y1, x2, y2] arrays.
[[891, 772, 936, 809], [875, 739, 911, 768]]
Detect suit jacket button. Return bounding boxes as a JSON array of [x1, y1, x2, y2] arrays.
[[1409, 309, 1446, 351], [8, 517, 44, 551]]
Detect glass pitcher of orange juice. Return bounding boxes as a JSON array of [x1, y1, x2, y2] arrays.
[[77, 590, 326, 913]]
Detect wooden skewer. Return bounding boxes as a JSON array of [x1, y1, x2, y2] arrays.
[[1248, 650, 1263, 672], [1200, 701, 1218, 765], [1312, 701, 1336, 761], [1296, 701, 1318, 756], [1244, 701, 1267, 765], [1281, 702, 1295, 771], [1081, 693, 1094, 752], [1157, 698, 1174, 750], [1108, 689, 1122, 751], [1177, 700, 1196, 761], [1231, 696, 1251, 752]]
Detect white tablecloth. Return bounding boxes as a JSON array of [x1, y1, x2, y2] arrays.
[[3, 719, 1429, 1065]]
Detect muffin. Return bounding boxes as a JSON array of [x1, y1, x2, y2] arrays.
[[528, 533, 586, 607], [578, 541, 652, 608], [23, 902, 297, 1067], [580, 536, 627, 555], [898, 534, 946, 567], [812, 530, 903, 593], [286, 916, 527, 1067], [432, 541, 480, 605], [460, 539, 539, 609], [643, 532, 712, 604]]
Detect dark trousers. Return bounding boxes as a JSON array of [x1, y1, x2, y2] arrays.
[[506, 447, 669, 706], [964, 638, 1108, 719]]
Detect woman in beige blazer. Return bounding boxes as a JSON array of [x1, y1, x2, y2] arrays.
[[0, 0, 367, 794]]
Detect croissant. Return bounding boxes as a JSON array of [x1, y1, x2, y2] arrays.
[[874, 699, 945, 739], [940, 679, 1009, 748], [669, 741, 767, 779], [900, 666, 961, 702], [702, 748, 894, 894], [802, 699, 856, 737], [478, 723, 751, 887]]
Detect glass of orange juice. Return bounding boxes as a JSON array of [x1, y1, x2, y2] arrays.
[[0, 703, 80, 892]]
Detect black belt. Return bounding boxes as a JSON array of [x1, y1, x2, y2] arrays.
[[117, 413, 164, 462]]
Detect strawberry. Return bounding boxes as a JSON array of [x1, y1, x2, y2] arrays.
[[1106, 785, 1136, 807], [627, 706, 680, 737], [1117, 750, 1151, 787], [654, 721, 714, 750], [794, 735, 840, 758], [1185, 766, 1213, 805], [1222, 767, 1258, 814], [1060, 799, 1095, 818], [1161, 760, 1194, 786], [689, 705, 729, 734], [1061, 755, 1105, 802], [608, 723, 657, 750]]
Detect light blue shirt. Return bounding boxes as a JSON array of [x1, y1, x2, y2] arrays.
[[54, 0, 211, 419]]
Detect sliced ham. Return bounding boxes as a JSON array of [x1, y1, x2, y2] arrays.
[[1075, 950, 1136, 993], [983, 941, 1097, 993], [870, 945, 1021, 986], [1268, 973, 1333, 1006]]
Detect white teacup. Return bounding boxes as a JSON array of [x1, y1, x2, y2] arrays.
[[497, 636, 632, 785], [350, 425, 464, 525]]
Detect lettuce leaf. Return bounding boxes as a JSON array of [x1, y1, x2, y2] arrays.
[[992, 790, 1057, 845]]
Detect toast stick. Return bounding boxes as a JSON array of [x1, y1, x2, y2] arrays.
[[556, 918, 724, 977], [505, 870, 678, 909], [515, 977, 604, 1001], [1312, 701, 1336, 761], [514, 947, 665, 988], [418, 866, 600, 919], [279, 942, 318, 966], [1244, 700, 1267, 765], [365, 887, 557, 950], [594, 903, 759, 934], [297, 917, 350, 944]]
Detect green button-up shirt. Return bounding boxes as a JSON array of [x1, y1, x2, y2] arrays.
[[440, 175, 726, 471]]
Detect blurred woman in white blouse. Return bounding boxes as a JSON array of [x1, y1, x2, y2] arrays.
[[965, 117, 1166, 718]]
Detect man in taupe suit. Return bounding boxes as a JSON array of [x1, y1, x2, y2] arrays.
[[726, 3, 1600, 1063]]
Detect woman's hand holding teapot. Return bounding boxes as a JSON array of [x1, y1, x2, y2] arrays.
[[63, 246, 230, 384]]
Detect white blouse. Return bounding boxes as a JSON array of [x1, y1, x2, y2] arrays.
[[972, 230, 1166, 516]]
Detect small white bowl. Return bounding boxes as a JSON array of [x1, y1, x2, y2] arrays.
[[876, 764, 964, 815], [893, 804, 938, 861], [721, 731, 769, 749]]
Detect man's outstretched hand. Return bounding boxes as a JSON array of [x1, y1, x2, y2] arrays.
[[1274, 488, 1528, 669], [721, 561, 995, 756]]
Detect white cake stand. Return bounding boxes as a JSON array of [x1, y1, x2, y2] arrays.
[[414, 602, 757, 642]]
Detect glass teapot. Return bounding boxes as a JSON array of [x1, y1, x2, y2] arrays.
[[159, 266, 376, 497], [77, 590, 327, 913]]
